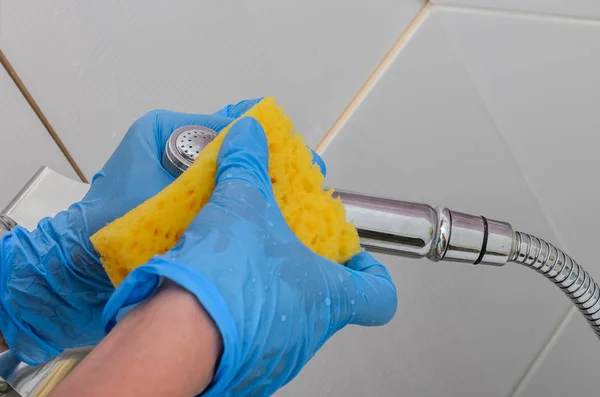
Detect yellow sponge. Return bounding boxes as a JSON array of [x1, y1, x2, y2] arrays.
[[90, 97, 361, 286]]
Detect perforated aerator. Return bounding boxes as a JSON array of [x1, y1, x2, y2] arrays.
[[162, 125, 218, 177]]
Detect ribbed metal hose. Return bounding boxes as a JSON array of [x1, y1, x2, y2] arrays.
[[511, 231, 600, 338]]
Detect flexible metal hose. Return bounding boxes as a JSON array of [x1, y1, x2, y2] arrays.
[[511, 231, 600, 337]]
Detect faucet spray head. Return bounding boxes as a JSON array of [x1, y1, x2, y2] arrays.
[[162, 125, 218, 177]]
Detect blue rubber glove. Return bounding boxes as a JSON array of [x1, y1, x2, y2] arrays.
[[103, 117, 397, 396], [0, 98, 286, 365]]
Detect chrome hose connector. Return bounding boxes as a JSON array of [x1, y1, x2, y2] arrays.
[[511, 232, 600, 337], [435, 210, 514, 266]]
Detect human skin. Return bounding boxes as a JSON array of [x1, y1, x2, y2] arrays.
[[47, 281, 222, 397]]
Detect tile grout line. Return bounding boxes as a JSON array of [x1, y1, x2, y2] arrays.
[[510, 307, 576, 396], [435, 3, 600, 25], [315, 1, 432, 154], [0, 49, 88, 183]]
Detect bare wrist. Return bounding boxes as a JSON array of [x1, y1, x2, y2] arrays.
[[158, 280, 223, 380], [47, 279, 222, 397]]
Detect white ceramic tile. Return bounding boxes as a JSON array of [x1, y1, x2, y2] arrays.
[[517, 310, 600, 397], [278, 11, 569, 397], [437, 7, 600, 281], [0, 67, 78, 210], [0, 0, 424, 179], [432, 0, 600, 19], [435, 7, 600, 395]]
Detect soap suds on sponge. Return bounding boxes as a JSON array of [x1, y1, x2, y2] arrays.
[[91, 97, 361, 286]]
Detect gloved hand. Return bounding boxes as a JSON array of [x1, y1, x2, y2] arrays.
[[103, 117, 397, 396], [0, 98, 289, 365]]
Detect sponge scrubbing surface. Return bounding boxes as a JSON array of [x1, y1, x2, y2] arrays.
[[90, 97, 361, 286]]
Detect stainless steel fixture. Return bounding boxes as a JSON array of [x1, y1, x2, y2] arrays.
[[0, 216, 16, 240], [162, 125, 218, 177]]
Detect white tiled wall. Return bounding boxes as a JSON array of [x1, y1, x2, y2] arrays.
[[1, 1, 599, 396], [0, 0, 423, 179]]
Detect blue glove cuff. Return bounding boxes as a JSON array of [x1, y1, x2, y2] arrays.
[[0, 231, 64, 365], [0, 210, 114, 365], [102, 258, 240, 397]]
